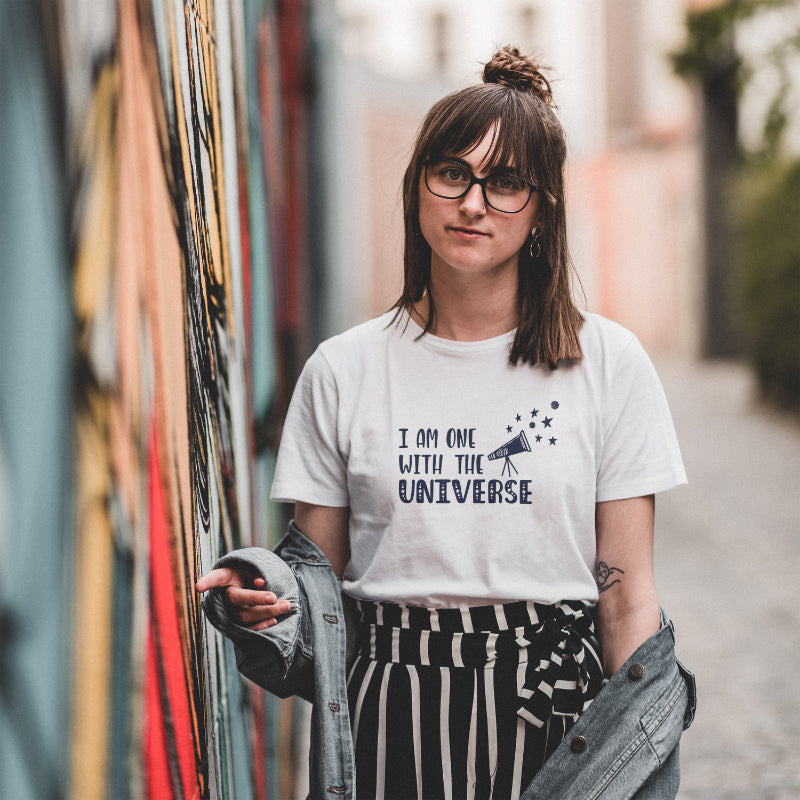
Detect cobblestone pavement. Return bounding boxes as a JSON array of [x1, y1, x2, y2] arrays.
[[653, 359, 800, 800]]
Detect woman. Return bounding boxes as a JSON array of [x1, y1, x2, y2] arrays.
[[197, 46, 692, 799]]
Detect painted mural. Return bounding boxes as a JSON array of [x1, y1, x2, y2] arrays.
[[0, 1, 310, 798]]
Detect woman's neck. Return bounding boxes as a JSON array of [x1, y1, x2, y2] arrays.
[[414, 266, 520, 342]]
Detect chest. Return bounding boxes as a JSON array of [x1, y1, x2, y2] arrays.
[[338, 353, 605, 510]]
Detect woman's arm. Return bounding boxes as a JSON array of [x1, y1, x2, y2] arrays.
[[594, 494, 660, 677], [294, 501, 350, 579]]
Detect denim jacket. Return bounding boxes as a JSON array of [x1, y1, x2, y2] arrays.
[[202, 522, 696, 800]]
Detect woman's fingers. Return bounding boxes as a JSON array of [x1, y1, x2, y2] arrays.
[[225, 585, 278, 606], [195, 566, 253, 593], [195, 565, 290, 628], [224, 586, 291, 627], [238, 602, 290, 625], [224, 586, 280, 607]]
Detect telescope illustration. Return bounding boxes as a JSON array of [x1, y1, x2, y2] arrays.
[[486, 430, 531, 476]]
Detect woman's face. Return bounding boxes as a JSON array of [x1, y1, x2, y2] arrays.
[[418, 125, 541, 283]]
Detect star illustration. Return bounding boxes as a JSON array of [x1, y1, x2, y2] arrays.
[[549, 437, 557, 446], [530, 408, 539, 417], [506, 425, 513, 433], [515, 413, 521, 422], [542, 416, 553, 428], [535, 435, 542, 443]]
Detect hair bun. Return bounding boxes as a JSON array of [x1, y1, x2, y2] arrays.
[[483, 46, 554, 106]]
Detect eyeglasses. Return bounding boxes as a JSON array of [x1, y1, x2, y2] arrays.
[[424, 158, 538, 213]]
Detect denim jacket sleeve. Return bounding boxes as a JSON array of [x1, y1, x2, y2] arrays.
[[521, 611, 696, 800], [201, 525, 359, 799], [200, 546, 315, 703]]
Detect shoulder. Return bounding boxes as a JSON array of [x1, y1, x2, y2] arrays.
[[318, 310, 397, 352], [578, 311, 652, 372], [289, 312, 400, 410], [574, 312, 666, 400], [579, 311, 639, 353], [311, 310, 403, 374]]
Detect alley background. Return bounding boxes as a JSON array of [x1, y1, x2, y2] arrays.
[[1, 1, 798, 799], [655, 360, 800, 799]]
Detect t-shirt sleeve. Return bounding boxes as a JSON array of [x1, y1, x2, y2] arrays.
[[269, 348, 350, 506], [596, 337, 687, 502]]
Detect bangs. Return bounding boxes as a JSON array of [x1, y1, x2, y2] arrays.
[[422, 86, 541, 183]]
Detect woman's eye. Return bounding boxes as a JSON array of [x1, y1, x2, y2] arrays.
[[441, 166, 467, 182], [490, 176, 524, 192]]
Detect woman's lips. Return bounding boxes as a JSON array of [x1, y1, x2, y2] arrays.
[[449, 227, 489, 239]]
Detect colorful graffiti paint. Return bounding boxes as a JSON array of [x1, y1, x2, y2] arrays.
[[0, 1, 311, 798]]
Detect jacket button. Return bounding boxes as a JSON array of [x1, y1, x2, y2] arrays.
[[323, 613, 339, 624], [329, 701, 340, 712], [326, 787, 346, 795], [570, 735, 588, 753], [628, 662, 646, 679]]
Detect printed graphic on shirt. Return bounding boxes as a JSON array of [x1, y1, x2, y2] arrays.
[[397, 400, 560, 505]]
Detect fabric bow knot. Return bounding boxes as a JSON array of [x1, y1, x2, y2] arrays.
[[515, 612, 600, 729]]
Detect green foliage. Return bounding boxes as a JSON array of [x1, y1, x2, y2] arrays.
[[670, 2, 743, 82], [760, 80, 790, 161], [671, 0, 792, 76], [754, 27, 800, 161], [673, 0, 800, 404], [670, 0, 798, 156], [672, 1, 784, 72], [736, 158, 800, 406]]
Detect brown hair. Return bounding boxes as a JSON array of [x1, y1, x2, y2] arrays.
[[392, 46, 584, 368]]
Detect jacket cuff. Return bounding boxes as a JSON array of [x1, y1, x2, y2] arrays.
[[200, 547, 303, 678]]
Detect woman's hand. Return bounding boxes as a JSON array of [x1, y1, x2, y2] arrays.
[[195, 503, 348, 630], [195, 566, 292, 631]]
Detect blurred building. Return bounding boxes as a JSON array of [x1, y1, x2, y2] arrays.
[[321, 0, 800, 362], [324, 0, 702, 356]]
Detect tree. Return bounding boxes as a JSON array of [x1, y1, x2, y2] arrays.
[[672, 0, 800, 405]]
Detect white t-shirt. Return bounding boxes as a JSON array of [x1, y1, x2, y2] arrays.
[[271, 310, 686, 606]]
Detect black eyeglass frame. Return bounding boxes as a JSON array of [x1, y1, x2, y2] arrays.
[[423, 158, 539, 214]]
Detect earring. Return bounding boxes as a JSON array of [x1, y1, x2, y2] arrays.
[[529, 227, 542, 259]]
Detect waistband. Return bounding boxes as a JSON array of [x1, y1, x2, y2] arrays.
[[355, 598, 605, 729]]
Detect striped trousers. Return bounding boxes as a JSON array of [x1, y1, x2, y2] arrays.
[[346, 599, 605, 800]]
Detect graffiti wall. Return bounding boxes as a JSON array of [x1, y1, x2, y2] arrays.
[[0, 1, 311, 798]]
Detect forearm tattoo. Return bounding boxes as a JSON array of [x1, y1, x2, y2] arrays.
[[595, 561, 624, 594]]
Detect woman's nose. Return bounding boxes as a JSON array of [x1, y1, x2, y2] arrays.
[[459, 182, 486, 216]]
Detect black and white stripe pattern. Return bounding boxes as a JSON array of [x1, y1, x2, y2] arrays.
[[347, 598, 605, 800]]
